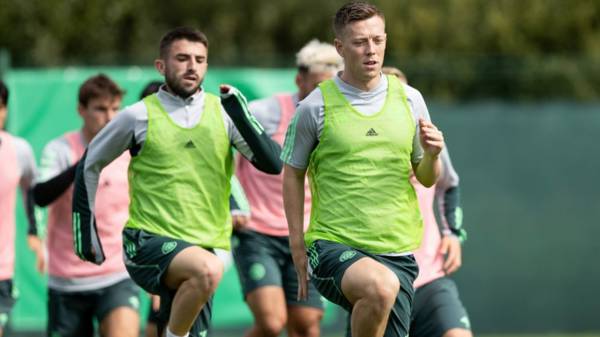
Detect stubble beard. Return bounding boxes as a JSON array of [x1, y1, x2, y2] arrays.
[[165, 72, 200, 99]]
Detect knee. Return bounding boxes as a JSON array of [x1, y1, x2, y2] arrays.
[[256, 315, 286, 337], [365, 274, 399, 310], [289, 313, 322, 337], [187, 259, 224, 294]]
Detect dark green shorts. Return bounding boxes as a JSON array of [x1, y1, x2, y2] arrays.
[[231, 229, 323, 309], [47, 278, 139, 337], [123, 228, 212, 337], [0, 279, 17, 327], [308, 240, 418, 337], [411, 277, 471, 337]]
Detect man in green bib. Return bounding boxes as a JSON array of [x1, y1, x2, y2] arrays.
[[72, 27, 282, 337], [281, 3, 445, 337]]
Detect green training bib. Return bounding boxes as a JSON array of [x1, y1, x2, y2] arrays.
[[305, 75, 423, 254], [126, 93, 233, 249]]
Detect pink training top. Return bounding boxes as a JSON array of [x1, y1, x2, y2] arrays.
[[46, 131, 130, 278], [236, 94, 312, 236], [412, 175, 446, 288], [0, 131, 19, 280]]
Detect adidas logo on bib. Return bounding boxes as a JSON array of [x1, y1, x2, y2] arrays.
[[366, 128, 378, 136], [184, 140, 196, 148]]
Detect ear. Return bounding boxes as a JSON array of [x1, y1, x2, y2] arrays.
[[77, 103, 85, 117], [334, 38, 344, 58], [295, 72, 303, 89], [154, 59, 166, 75]]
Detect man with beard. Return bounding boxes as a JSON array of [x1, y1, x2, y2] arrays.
[[282, 3, 445, 337], [32, 74, 139, 337], [72, 27, 282, 337]]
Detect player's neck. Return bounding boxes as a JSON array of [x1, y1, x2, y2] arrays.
[[340, 71, 381, 92]]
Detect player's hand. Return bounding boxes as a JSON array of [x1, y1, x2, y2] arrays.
[[439, 235, 462, 274], [418, 118, 444, 157], [150, 294, 161, 311], [290, 241, 309, 301], [232, 214, 250, 230], [219, 84, 232, 95], [27, 235, 46, 273]]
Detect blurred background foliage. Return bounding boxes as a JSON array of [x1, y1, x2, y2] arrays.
[[1, 0, 599, 101]]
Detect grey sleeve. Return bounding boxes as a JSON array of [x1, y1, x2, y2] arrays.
[[37, 137, 72, 184], [280, 91, 322, 170], [14, 137, 37, 191], [14, 137, 39, 234], [248, 96, 282, 137], [405, 84, 431, 164], [83, 107, 138, 213], [435, 148, 460, 194]]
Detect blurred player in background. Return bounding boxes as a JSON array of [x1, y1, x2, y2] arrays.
[[282, 2, 445, 337], [31, 74, 139, 337], [381, 66, 472, 337], [72, 27, 282, 337], [231, 40, 343, 337], [0, 80, 37, 337]]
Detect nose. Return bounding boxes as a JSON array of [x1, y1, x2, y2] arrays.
[[187, 58, 198, 70], [106, 109, 117, 122], [366, 39, 376, 55]]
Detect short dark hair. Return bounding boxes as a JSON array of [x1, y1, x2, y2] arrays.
[[139, 80, 163, 99], [333, 2, 385, 37], [78, 74, 124, 107], [159, 27, 209, 58], [0, 80, 8, 107]]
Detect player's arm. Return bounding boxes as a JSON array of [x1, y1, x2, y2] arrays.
[[229, 174, 250, 229], [15, 138, 46, 272], [220, 85, 282, 175], [434, 147, 465, 275], [435, 148, 467, 243], [15, 139, 38, 235], [281, 97, 319, 300], [408, 88, 443, 187], [31, 162, 78, 207], [72, 108, 137, 264], [283, 164, 310, 300]]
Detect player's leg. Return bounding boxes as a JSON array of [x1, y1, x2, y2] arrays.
[[231, 230, 287, 337], [96, 279, 140, 337], [0, 280, 17, 337], [244, 287, 287, 337], [163, 245, 223, 336], [145, 295, 161, 337], [342, 257, 399, 337], [122, 228, 213, 337], [287, 306, 323, 337], [47, 288, 95, 337], [410, 277, 472, 337], [378, 255, 419, 337], [307, 240, 398, 337]]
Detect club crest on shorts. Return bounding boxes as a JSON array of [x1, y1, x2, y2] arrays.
[[161, 241, 178, 255], [249, 263, 266, 281], [339, 249, 357, 262]]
